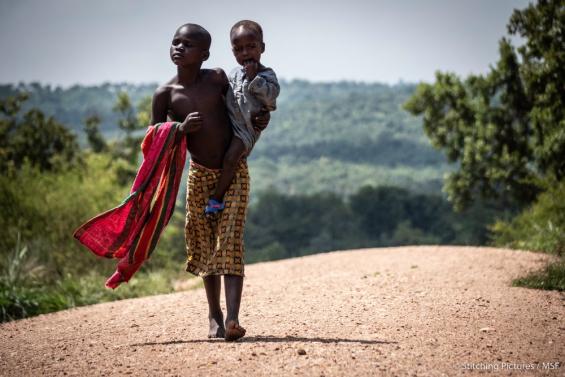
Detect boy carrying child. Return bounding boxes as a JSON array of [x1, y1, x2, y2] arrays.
[[151, 23, 270, 341]]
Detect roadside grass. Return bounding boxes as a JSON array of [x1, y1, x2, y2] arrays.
[[0, 231, 203, 323], [491, 179, 565, 292], [512, 257, 565, 292], [0, 261, 197, 323]]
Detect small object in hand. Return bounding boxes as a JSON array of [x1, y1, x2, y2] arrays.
[[205, 198, 225, 215]]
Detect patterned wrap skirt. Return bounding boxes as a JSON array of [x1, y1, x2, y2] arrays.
[[184, 159, 249, 277]]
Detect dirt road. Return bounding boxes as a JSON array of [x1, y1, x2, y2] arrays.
[[1, 246, 564, 376]]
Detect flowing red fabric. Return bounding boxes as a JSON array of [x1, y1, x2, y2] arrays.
[[73, 122, 186, 289]]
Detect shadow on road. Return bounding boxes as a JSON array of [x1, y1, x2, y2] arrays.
[[130, 335, 396, 347]]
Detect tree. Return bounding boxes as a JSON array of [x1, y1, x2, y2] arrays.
[[0, 93, 81, 174], [404, 0, 564, 210], [83, 115, 107, 153], [112, 91, 148, 165], [110, 91, 153, 185], [349, 186, 409, 236]]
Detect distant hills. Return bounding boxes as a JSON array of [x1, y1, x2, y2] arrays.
[[0, 80, 450, 195]]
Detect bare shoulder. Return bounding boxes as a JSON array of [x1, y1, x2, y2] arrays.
[[153, 81, 173, 99], [151, 81, 175, 123], [201, 68, 228, 85]]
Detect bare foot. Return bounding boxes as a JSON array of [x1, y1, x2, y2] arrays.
[[224, 320, 246, 342], [208, 314, 225, 338]]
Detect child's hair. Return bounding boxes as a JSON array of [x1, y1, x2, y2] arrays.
[[177, 23, 212, 50], [230, 20, 263, 43]]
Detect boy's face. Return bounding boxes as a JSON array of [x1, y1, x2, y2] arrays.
[[170, 27, 209, 66], [231, 27, 264, 67]]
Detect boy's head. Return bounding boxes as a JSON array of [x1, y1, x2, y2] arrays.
[[230, 20, 265, 66], [170, 23, 211, 66]]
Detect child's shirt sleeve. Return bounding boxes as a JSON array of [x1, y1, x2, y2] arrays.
[[247, 68, 280, 111]]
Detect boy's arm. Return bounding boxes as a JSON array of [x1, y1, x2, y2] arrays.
[[151, 86, 169, 124], [248, 69, 280, 111], [151, 84, 202, 133]]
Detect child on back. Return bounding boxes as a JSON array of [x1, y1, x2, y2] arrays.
[[205, 20, 280, 214]]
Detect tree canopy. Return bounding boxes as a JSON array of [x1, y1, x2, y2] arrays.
[[0, 93, 81, 174], [404, 0, 564, 210]]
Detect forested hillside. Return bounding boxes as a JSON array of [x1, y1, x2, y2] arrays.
[[0, 82, 507, 322], [0, 83, 154, 136], [0, 80, 448, 195]]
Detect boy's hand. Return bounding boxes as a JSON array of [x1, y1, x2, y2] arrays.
[[252, 111, 270, 132], [243, 60, 258, 80], [180, 112, 203, 134]]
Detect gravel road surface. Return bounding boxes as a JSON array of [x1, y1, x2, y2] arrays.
[[1, 246, 563, 376]]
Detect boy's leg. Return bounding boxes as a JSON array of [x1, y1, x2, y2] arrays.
[[210, 137, 247, 205], [203, 275, 225, 338], [224, 274, 246, 341]]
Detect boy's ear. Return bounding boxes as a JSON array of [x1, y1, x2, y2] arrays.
[[261, 42, 265, 53], [202, 50, 210, 61]]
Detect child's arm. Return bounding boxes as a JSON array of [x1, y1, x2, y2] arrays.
[[253, 111, 271, 132], [248, 69, 280, 112]]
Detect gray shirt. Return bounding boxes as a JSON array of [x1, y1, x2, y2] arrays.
[[226, 66, 280, 154]]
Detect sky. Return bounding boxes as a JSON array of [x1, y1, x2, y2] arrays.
[[0, 0, 530, 87]]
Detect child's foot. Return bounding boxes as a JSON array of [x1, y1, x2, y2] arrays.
[[208, 314, 226, 338], [224, 319, 246, 342], [204, 198, 225, 215]]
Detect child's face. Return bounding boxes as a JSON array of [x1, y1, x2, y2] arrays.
[[170, 27, 208, 66], [231, 27, 264, 67]]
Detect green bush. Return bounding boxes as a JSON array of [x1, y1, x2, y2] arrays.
[[0, 153, 129, 279], [491, 178, 565, 292], [0, 93, 197, 323], [491, 179, 565, 256], [0, 270, 181, 323], [0, 151, 190, 323]]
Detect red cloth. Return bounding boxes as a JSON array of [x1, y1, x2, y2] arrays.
[[73, 122, 186, 289]]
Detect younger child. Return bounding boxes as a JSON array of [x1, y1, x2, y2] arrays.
[[205, 20, 280, 214]]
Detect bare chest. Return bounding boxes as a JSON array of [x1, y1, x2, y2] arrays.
[[169, 85, 224, 121]]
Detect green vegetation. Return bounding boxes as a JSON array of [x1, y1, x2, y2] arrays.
[[0, 153, 193, 322], [0, 82, 155, 136], [0, 93, 190, 322], [0, 268, 179, 323], [244, 187, 501, 263], [0, 92, 82, 174], [0, 89, 491, 322], [248, 156, 444, 197], [511, 259, 565, 292], [491, 179, 565, 257], [1, 79, 448, 196], [404, 0, 564, 210], [404, 0, 564, 290]]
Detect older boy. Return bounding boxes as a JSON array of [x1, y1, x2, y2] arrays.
[[151, 23, 268, 341]]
